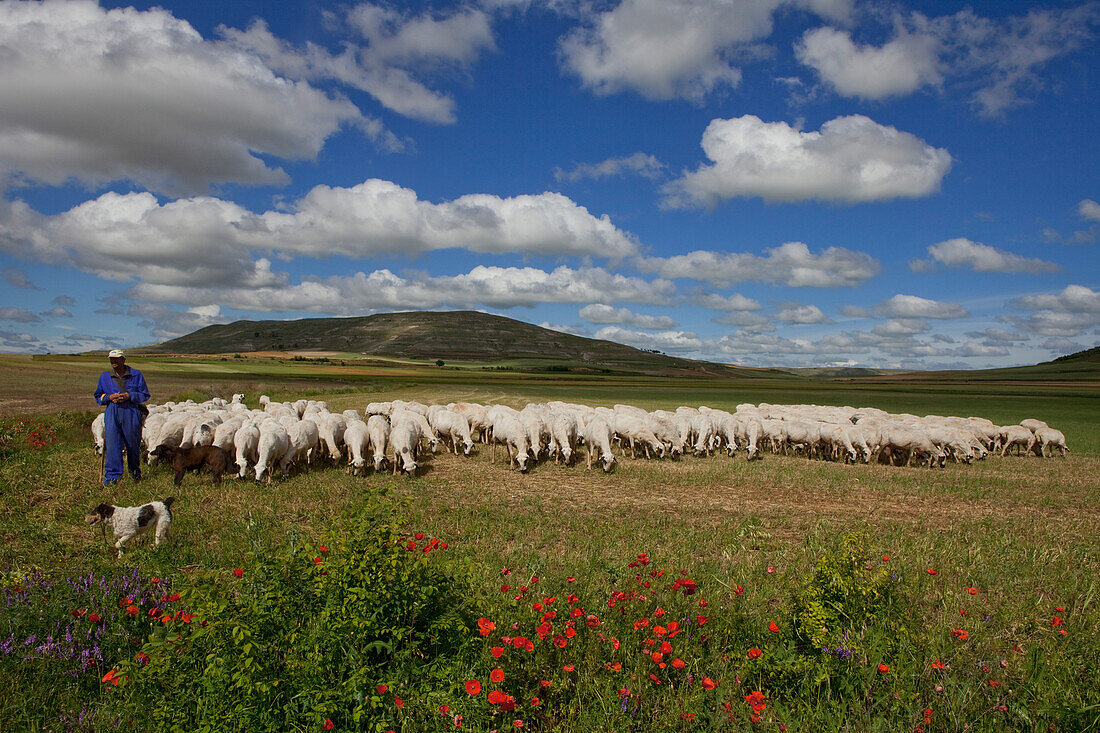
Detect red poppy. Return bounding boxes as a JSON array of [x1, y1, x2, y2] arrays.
[[989, 680, 1001, 688], [682, 712, 696, 722], [88, 612, 102, 623], [491, 646, 504, 658], [478, 618, 496, 636], [1055, 605, 1065, 612], [967, 587, 978, 595], [376, 684, 387, 695], [531, 695, 542, 705], [565, 627, 576, 638], [465, 680, 481, 696], [487, 690, 508, 705], [1050, 616, 1064, 627], [748, 647, 762, 659], [233, 568, 243, 578], [585, 615, 601, 628], [165, 592, 181, 602], [672, 658, 685, 669], [697, 615, 709, 625], [313, 557, 322, 565], [415, 532, 425, 540], [124, 605, 139, 616], [394, 697, 403, 708], [653, 625, 667, 637], [926, 569, 937, 575], [649, 673, 661, 684], [633, 618, 649, 631], [931, 659, 947, 670], [150, 577, 161, 584], [491, 668, 505, 683], [651, 652, 664, 663], [734, 585, 744, 595], [877, 663, 890, 673], [660, 640, 672, 654], [513, 720, 524, 728], [553, 635, 567, 648], [101, 669, 122, 686], [179, 612, 195, 623], [882, 555, 890, 562], [71, 608, 88, 618], [319, 545, 328, 553], [566, 576, 575, 582], [952, 629, 969, 641], [562, 664, 575, 672], [609, 662, 622, 671], [699, 599, 708, 607], [323, 719, 334, 731], [768, 622, 779, 633], [701, 677, 717, 690]]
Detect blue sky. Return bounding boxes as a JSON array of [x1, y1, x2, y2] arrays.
[[0, 0, 1097, 368]]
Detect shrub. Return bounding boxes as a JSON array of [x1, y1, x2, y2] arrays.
[[111, 503, 475, 731]]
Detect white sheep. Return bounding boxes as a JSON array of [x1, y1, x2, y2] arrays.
[[582, 417, 616, 472]]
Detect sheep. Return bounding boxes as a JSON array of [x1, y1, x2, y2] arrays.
[[255, 422, 290, 482], [548, 410, 579, 465], [1019, 418, 1048, 434], [998, 425, 1035, 456], [317, 413, 348, 463], [429, 408, 475, 456], [343, 418, 370, 475], [280, 419, 320, 473], [1033, 427, 1068, 457], [582, 417, 616, 472], [233, 423, 260, 478], [367, 415, 390, 472], [91, 413, 105, 455], [388, 418, 421, 476], [491, 414, 531, 472], [392, 408, 440, 454]]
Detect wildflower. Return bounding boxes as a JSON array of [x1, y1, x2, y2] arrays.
[[651, 652, 664, 663], [734, 585, 744, 595], [491, 668, 505, 683], [608, 662, 622, 671], [768, 622, 780, 633], [487, 690, 510, 705], [877, 663, 890, 673], [513, 720, 524, 728], [323, 719, 334, 731], [88, 612, 102, 623], [465, 680, 481, 695], [164, 593, 181, 602], [931, 659, 947, 669], [701, 677, 718, 690], [952, 629, 969, 641], [101, 669, 122, 686], [748, 648, 762, 660], [562, 664, 574, 672], [531, 695, 542, 705], [745, 690, 766, 714], [923, 708, 933, 724], [440, 705, 449, 714], [313, 557, 322, 565], [967, 587, 978, 595], [453, 714, 463, 727], [566, 576, 575, 582], [672, 658, 685, 669], [696, 615, 709, 625], [989, 680, 1001, 688], [1055, 605, 1065, 612], [491, 646, 504, 658], [478, 618, 496, 636], [926, 569, 937, 575], [1050, 616, 1064, 627], [135, 652, 149, 665], [882, 555, 889, 562], [633, 618, 649, 631], [660, 640, 672, 654], [319, 545, 328, 553], [767, 567, 775, 574], [682, 713, 696, 722], [233, 568, 243, 578], [553, 635, 567, 648], [124, 605, 139, 616], [585, 615, 601, 628], [394, 697, 403, 708], [540, 680, 551, 688], [415, 532, 425, 540], [376, 684, 387, 695]]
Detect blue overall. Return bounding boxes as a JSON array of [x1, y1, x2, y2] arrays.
[[94, 368, 150, 485]]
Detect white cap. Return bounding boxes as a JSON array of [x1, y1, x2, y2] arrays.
[[107, 349, 125, 358]]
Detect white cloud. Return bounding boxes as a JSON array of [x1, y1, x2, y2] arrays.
[[693, 292, 763, 311], [128, 265, 676, 314], [775, 301, 832, 324], [635, 241, 880, 288], [1078, 199, 1100, 223], [558, 0, 853, 101], [579, 304, 675, 330], [711, 310, 774, 332], [965, 327, 1029, 345], [0, 328, 45, 352], [839, 305, 869, 318], [796, 26, 942, 99], [912, 238, 1059, 274], [1003, 285, 1100, 340], [0, 182, 639, 287], [223, 3, 497, 125], [664, 115, 951, 207], [1040, 337, 1084, 354], [873, 294, 969, 319], [0, 1, 371, 194], [128, 302, 232, 341], [554, 153, 664, 182], [798, 6, 1100, 116], [39, 306, 72, 318], [538, 321, 590, 337], [0, 306, 39, 323], [872, 318, 930, 336], [594, 325, 703, 353], [1013, 284, 1100, 314], [52, 294, 75, 307]]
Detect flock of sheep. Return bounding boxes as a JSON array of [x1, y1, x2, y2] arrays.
[[91, 394, 1070, 482]]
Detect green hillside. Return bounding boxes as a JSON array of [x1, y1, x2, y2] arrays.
[[135, 310, 787, 379]]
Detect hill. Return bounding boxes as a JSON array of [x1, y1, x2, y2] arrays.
[[135, 311, 786, 378]]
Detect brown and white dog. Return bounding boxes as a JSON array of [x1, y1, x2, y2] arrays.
[[85, 497, 175, 557]]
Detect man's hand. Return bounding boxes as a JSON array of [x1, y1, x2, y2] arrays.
[[109, 392, 129, 403]]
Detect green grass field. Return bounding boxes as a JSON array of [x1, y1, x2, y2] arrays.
[[1, 356, 1097, 731]]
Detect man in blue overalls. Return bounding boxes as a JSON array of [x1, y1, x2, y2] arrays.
[[94, 349, 151, 485]]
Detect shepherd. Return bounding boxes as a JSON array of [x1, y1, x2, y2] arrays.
[[94, 349, 150, 486]]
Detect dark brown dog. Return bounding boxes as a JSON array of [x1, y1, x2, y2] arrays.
[[151, 445, 231, 486]]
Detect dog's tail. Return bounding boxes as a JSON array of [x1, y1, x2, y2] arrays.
[[163, 496, 176, 516]]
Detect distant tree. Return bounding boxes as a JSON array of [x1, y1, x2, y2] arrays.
[[435, 359, 445, 367]]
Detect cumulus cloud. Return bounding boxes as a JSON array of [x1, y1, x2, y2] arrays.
[[40, 307, 72, 318], [1079, 199, 1100, 223], [128, 265, 675, 314], [0, 1, 373, 194], [558, 0, 852, 101], [0, 181, 638, 287], [839, 305, 870, 317], [579, 304, 675, 330], [223, 2, 497, 125], [711, 310, 774, 332], [1001, 285, 1100, 340], [1013, 284, 1100, 314], [775, 301, 832, 324], [873, 294, 968, 319], [0, 306, 39, 322], [1, 267, 38, 289], [872, 318, 930, 336], [594, 325, 703, 353], [0, 328, 45, 353], [52, 295, 75, 307], [538, 321, 590, 337], [635, 241, 879, 288], [554, 153, 664, 182], [664, 115, 951, 207], [128, 302, 231, 341], [796, 26, 942, 99], [911, 238, 1059, 274], [965, 327, 1029, 345], [693, 292, 762, 312]]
